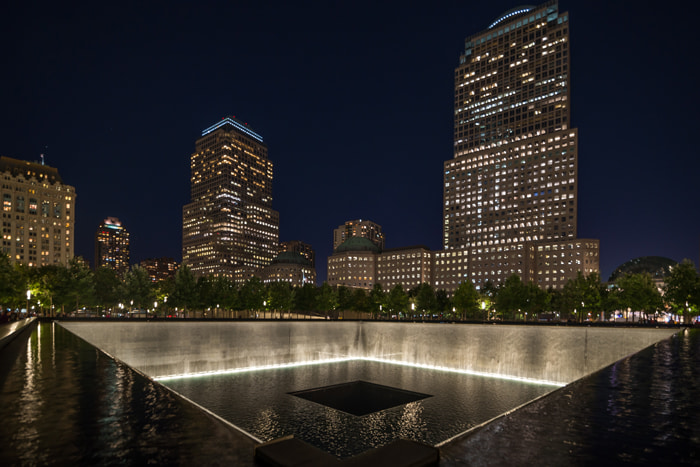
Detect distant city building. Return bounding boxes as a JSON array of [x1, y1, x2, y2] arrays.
[[327, 237, 379, 289], [333, 219, 385, 252], [182, 117, 279, 282], [279, 240, 315, 268], [94, 217, 130, 275], [326, 2, 600, 294], [0, 156, 75, 267], [377, 246, 433, 292], [140, 257, 179, 282], [257, 251, 316, 287], [442, 1, 599, 290]]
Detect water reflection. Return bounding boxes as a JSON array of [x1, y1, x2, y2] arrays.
[[1, 323, 258, 465], [165, 359, 553, 458]]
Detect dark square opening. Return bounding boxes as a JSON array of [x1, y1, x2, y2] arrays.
[[288, 380, 432, 416]]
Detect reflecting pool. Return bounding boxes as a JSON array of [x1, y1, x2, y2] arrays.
[[163, 359, 554, 458]]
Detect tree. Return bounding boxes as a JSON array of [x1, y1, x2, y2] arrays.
[[65, 257, 95, 313], [368, 283, 385, 319], [522, 281, 549, 321], [615, 273, 663, 322], [453, 280, 480, 320], [267, 282, 293, 317], [495, 274, 526, 320], [386, 284, 409, 318], [350, 288, 369, 316], [663, 259, 700, 325], [124, 265, 154, 311], [434, 289, 451, 317], [92, 267, 123, 313], [171, 264, 198, 314], [239, 276, 265, 316], [600, 284, 620, 322], [336, 286, 353, 313], [560, 272, 602, 322], [0, 253, 22, 310], [293, 283, 317, 315], [415, 283, 436, 316], [316, 283, 337, 317]]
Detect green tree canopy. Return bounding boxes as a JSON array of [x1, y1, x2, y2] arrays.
[[663, 259, 700, 324], [124, 265, 154, 311], [453, 280, 480, 320], [414, 283, 436, 315], [387, 284, 408, 317], [615, 272, 663, 321]]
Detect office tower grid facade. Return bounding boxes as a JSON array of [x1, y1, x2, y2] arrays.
[[95, 217, 130, 275], [333, 219, 385, 252], [183, 117, 279, 281], [1, 156, 75, 267], [443, 1, 598, 290]]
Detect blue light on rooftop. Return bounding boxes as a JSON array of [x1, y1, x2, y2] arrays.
[[488, 6, 536, 29], [202, 117, 263, 142]]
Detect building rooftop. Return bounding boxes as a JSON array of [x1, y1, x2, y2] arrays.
[[0, 156, 64, 184], [335, 237, 380, 254]]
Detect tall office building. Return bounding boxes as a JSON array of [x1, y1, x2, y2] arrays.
[[1, 156, 75, 267], [333, 219, 385, 252], [279, 240, 315, 268], [182, 117, 279, 281], [443, 1, 598, 290], [94, 217, 130, 275], [139, 257, 178, 282]]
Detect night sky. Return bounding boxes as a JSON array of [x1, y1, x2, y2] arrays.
[[2, 1, 699, 283]]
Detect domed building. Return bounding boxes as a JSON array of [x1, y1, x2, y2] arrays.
[[608, 256, 677, 283], [256, 251, 316, 286], [327, 237, 380, 290]]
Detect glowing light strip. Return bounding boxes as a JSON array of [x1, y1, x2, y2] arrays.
[[154, 356, 566, 387], [488, 7, 535, 29], [201, 118, 263, 142], [153, 357, 354, 381], [359, 357, 565, 387]]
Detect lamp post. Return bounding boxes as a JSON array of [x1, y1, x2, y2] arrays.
[[26, 290, 31, 315], [482, 301, 486, 322]]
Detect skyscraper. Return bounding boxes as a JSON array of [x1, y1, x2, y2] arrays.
[[182, 117, 279, 281], [443, 1, 599, 290], [0, 156, 75, 267], [333, 219, 385, 252], [94, 217, 130, 275]]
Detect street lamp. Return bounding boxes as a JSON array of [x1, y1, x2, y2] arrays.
[[26, 289, 31, 315]]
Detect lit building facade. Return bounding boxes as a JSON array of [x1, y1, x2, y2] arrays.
[[182, 117, 279, 281], [140, 257, 179, 282], [443, 1, 599, 290], [1, 156, 75, 267], [333, 219, 385, 252], [377, 246, 433, 292], [327, 237, 379, 290], [257, 251, 316, 287], [95, 217, 130, 274], [279, 240, 315, 268]]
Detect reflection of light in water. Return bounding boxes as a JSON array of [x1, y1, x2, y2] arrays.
[[252, 408, 281, 441], [397, 402, 426, 439], [361, 409, 393, 448], [18, 330, 42, 461], [157, 357, 565, 387], [321, 407, 346, 453]]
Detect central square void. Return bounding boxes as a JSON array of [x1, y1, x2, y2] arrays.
[[289, 380, 432, 416]]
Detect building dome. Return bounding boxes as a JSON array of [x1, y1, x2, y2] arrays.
[[334, 237, 380, 254], [608, 256, 677, 282], [272, 251, 311, 267]]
